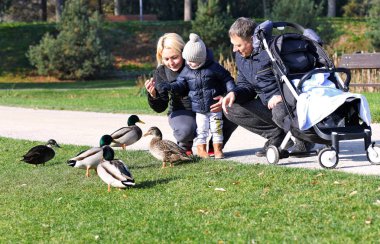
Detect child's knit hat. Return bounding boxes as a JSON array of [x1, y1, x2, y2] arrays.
[[182, 33, 207, 68]]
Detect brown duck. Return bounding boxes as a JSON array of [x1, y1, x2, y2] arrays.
[[143, 126, 191, 168]]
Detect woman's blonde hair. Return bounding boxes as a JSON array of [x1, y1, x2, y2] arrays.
[[156, 33, 185, 66]]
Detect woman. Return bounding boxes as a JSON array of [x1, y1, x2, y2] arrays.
[[145, 33, 236, 155]]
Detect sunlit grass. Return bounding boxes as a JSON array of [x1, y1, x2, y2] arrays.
[[1, 137, 380, 242], [0, 82, 378, 121]]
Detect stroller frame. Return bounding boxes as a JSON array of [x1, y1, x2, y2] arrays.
[[257, 22, 380, 169]]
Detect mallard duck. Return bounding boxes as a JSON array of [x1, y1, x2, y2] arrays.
[[110, 115, 145, 150], [21, 139, 61, 166], [143, 126, 191, 168], [97, 159, 135, 192], [67, 135, 115, 177]]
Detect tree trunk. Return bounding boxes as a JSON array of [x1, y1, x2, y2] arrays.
[[327, 0, 336, 17], [139, 0, 143, 21], [114, 0, 121, 16], [55, 0, 64, 21], [262, 0, 269, 18], [184, 0, 192, 21], [97, 0, 103, 14], [41, 0, 47, 21]]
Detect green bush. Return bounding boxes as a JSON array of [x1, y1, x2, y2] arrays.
[[270, 0, 323, 30], [27, 0, 113, 80], [366, 0, 380, 50], [190, 0, 232, 56], [342, 0, 371, 17], [269, 0, 339, 46]]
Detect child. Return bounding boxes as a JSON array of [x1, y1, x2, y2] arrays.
[[158, 33, 235, 159]]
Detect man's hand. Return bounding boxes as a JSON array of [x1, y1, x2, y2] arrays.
[[222, 92, 236, 114], [145, 78, 156, 98], [210, 95, 223, 112], [268, 95, 282, 109]]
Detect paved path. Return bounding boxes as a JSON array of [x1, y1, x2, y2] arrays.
[[1, 105, 380, 175]]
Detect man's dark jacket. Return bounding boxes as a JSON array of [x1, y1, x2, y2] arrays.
[[233, 47, 280, 106]]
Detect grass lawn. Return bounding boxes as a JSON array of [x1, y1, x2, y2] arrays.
[[1, 136, 380, 243], [0, 80, 152, 115], [0, 80, 379, 122]]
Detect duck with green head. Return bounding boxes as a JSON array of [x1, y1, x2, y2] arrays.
[[97, 159, 135, 192], [67, 135, 115, 177], [21, 139, 61, 166], [110, 115, 145, 150], [143, 126, 191, 168]]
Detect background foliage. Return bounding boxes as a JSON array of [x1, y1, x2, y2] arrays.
[[190, 0, 232, 56], [0, 0, 379, 81], [27, 0, 113, 80], [366, 0, 380, 49]]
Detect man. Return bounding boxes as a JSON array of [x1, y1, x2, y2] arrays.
[[222, 17, 312, 157]]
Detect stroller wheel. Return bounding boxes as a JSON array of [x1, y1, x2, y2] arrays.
[[266, 146, 280, 165], [318, 148, 339, 169], [367, 144, 380, 164]]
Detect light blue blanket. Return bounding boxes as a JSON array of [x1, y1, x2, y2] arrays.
[[292, 72, 371, 130]]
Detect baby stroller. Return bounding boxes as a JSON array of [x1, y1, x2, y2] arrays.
[[255, 21, 380, 169]]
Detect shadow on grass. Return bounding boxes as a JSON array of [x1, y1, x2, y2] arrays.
[[45, 161, 64, 167], [130, 162, 160, 169], [136, 177, 180, 189]]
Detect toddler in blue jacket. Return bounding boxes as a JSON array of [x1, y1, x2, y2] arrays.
[[158, 33, 235, 159]]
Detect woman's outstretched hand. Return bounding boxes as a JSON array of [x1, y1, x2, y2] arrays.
[[145, 77, 156, 98]]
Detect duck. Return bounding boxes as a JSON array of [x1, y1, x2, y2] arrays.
[[143, 126, 191, 168], [67, 135, 115, 177], [97, 159, 135, 192], [110, 115, 145, 150], [21, 139, 61, 166]]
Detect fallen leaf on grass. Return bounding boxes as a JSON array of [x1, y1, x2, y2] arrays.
[[333, 181, 340, 185], [257, 171, 264, 177], [215, 188, 226, 192], [42, 223, 49, 228], [365, 218, 372, 225], [373, 199, 380, 206], [316, 173, 324, 177], [262, 187, 270, 194], [198, 209, 209, 214], [349, 190, 358, 196]]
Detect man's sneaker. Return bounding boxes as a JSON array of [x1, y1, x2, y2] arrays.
[[290, 139, 315, 153], [255, 140, 271, 157], [283, 139, 294, 150], [255, 148, 266, 157], [255, 139, 294, 157]]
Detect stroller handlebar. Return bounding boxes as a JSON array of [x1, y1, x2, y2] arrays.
[[272, 22, 305, 32], [296, 68, 351, 93]]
